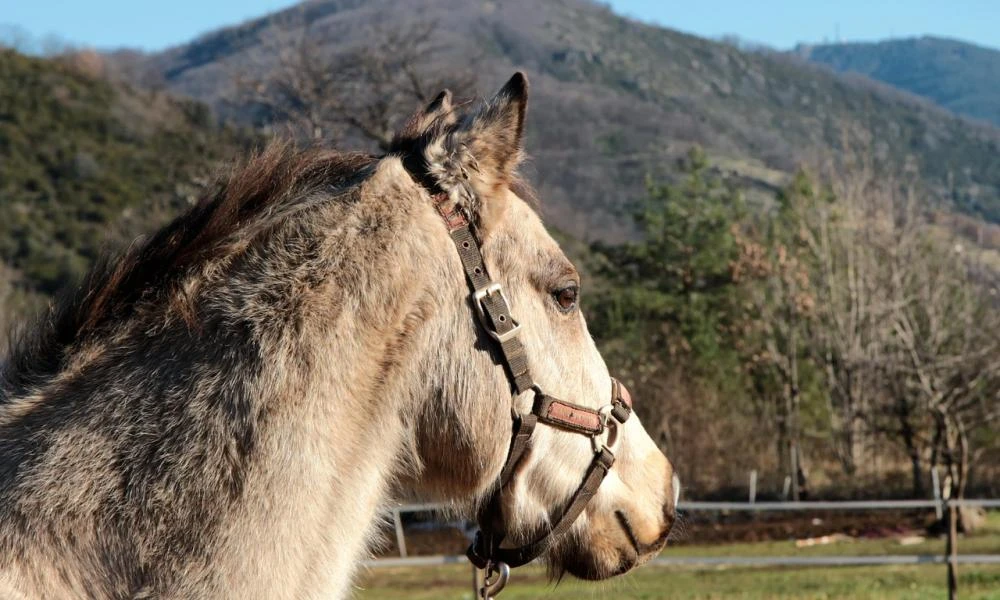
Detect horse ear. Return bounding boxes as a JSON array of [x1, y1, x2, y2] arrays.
[[423, 73, 528, 222], [389, 89, 456, 152], [455, 72, 528, 189]]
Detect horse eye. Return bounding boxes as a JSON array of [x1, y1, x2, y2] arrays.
[[553, 285, 579, 312]]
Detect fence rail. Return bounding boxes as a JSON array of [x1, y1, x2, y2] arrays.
[[368, 554, 1000, 568], [679, 499, 941, 511], [389, 498, 1000, 516], [369, 496, 1000, 598], [654, 554, 1000, 566]]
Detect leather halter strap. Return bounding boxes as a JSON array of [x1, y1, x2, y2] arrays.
[[432, 192, 634, 570], [434, 196, 533, 394]]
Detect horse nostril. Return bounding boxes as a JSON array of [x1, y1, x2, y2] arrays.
[[662, 503, 676, 532], [663, 473, 680, 530]]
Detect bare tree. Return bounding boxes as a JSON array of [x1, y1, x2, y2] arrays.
[[885, 223, 1000, 505], [0, 24, 33, 52], [230, 13, 478, 149], [0, 262, 36, 359], [0, 262, 14, 342], [797, 157, 895, 477], [102, 49, 168, 90], [738, 173, 817, 500], [803, 147, 1000, 500]]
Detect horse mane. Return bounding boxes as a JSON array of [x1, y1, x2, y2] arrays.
[[2, 141, 376, 392]]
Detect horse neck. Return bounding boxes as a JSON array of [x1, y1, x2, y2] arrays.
[[1, 167, 455, 599], [200, 180, 453, 597]]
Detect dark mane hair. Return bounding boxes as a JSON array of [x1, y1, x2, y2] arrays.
[[3, 141, 376, 392]]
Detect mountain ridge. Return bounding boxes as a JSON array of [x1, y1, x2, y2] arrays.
[[131, 0, 1000, 233], [798, 35, 1000, 128]]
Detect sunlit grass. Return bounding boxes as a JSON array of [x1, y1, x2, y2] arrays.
[[357, 513, 1000, 599], [355, 563, 1000, 599]]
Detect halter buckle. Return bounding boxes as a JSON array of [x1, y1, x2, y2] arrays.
[[473, 283, 522, 343], [480, 561, 510, 599], [591, 405, 623, 455]]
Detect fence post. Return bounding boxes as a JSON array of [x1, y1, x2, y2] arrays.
[[749, 470, 758, 504], [946, 499, 957, 600], [932, 467, 943, 520], [392, 508, 407, 558]]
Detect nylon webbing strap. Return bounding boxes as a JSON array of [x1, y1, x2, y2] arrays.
[[430, 188, 628, 574], [435, 194, 534, 394], [610, 378, 632, 424], [469, 448, 616, 568], [499, 414, 537, 486], [468, 396, 610, 568]]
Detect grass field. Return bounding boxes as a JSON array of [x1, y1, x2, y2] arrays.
[[356, 563, 1000, 599], [355, 513, 1000, 599]]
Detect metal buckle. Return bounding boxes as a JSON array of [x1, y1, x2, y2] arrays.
[[480, 561, 510, 599], [472, 283, 522, 343], [591, 405, 622, 455]]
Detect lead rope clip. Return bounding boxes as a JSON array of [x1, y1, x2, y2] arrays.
[[479, 561, 510, 599]]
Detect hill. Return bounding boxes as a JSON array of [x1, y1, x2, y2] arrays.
[[798, 36, 1000, 128], [0, 49, 250, 301], [134, 0, 1000, 232], [1, 12, 998, 501]]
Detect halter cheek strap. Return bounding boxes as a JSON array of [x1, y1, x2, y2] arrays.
[[435, 196, 533, 394], [432, 193, 633, 580]]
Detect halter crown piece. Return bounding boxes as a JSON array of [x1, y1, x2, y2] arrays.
[[430, 191, 633, 599]]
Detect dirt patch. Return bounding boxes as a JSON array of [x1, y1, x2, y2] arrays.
[[376, 525, 471, 557], [671, 509, 938, 545]]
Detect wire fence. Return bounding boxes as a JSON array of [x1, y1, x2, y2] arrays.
[[367, 498, 1000, 571]]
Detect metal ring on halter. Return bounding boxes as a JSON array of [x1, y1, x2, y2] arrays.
[[480, 561, 510, 599], [591, 405, 622, 455]]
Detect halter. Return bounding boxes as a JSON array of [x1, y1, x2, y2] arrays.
[[432, 193, 633, 599]]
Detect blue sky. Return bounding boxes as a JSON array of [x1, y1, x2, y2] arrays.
[[2, 0, 998, 52], [611, 0, 1000, 49]]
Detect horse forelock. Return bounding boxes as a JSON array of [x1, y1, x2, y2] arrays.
[[2, 141, 376, 393]]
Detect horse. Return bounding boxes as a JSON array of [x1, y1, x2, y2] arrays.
[[0, 72, 677, 599]]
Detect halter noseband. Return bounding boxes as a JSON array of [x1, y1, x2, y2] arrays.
[[432, 192, 633, 598]]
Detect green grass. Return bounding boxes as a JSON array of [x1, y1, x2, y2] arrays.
[[355, 563, 1000, 599], [356, 515, 1000, 599]]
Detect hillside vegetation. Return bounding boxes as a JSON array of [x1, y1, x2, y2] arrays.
[[136, 0, 1000, 231], [800, 36, 1000, 128], [0, 49, 248, 299]]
